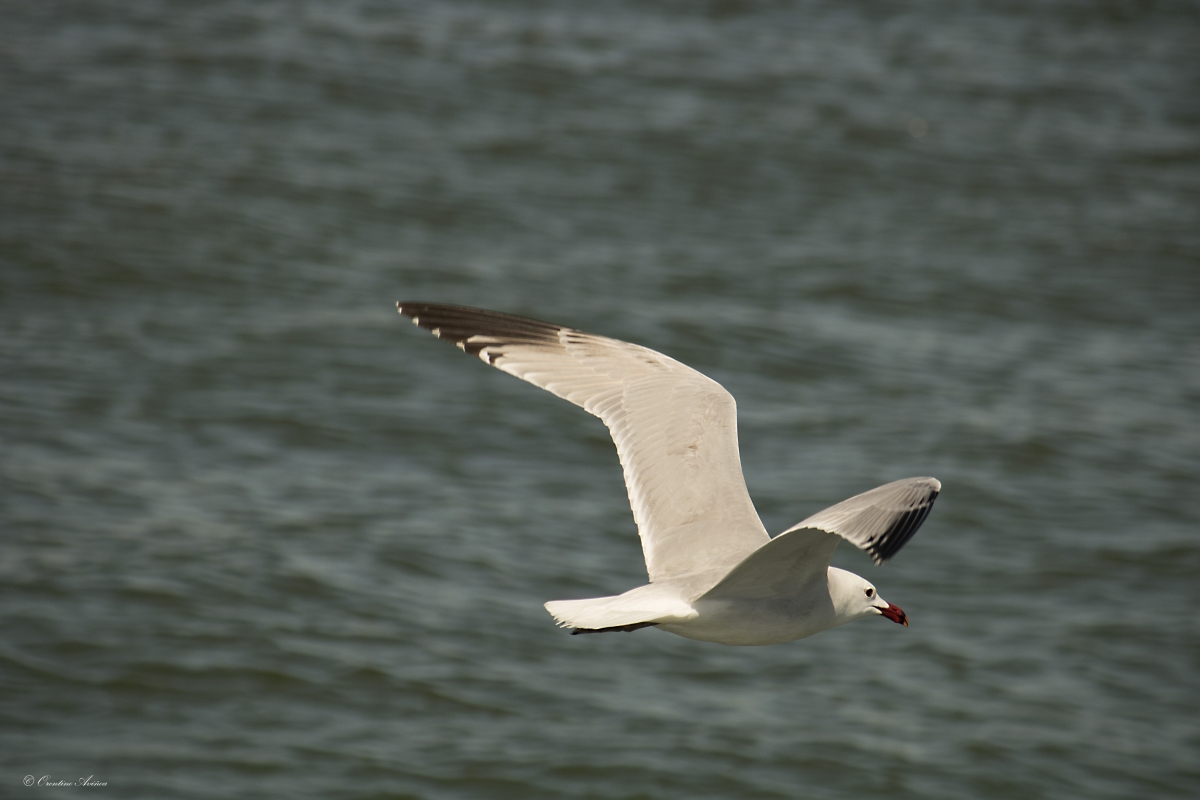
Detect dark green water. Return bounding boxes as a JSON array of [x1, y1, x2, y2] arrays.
[[3, 1, 1198, 798]]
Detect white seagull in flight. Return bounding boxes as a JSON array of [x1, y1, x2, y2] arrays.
[[398, 302, 940, 646]]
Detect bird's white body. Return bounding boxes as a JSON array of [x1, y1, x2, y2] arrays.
[[398, 303, 938, 646], [663, 568, 880, 646], [663, 596, 841, 647], [545, 565, 896, 646]]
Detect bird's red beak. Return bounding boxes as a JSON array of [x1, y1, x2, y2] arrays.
[[878, 603, 908, 627]]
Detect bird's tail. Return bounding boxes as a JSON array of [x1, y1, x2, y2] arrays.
[[544, 583, 696, 633]]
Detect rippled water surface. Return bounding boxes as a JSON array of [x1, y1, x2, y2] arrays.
[[3, 2, 1199, 798]]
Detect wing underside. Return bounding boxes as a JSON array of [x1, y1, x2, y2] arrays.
[[700, 477, 941, 601], [787, 477, 940, 565]]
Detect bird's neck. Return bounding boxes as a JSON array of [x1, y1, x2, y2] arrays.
[[826, 567, 869, 620]]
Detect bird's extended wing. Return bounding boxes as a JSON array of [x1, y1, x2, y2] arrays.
[[699, 477, 940, 601], [397, 302, 770, 582], [787, 477, 940, 564]]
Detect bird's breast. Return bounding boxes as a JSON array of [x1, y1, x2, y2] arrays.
[[657, 597, 839, 646]]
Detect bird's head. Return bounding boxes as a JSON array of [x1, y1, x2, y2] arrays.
[[829, 568, 908, 627]]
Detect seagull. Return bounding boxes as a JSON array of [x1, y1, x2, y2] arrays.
[[397, 302, 939, 646]]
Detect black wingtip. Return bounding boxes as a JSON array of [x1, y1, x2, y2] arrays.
[[870, 488, 940, 564], [394, 302, 565, 351]]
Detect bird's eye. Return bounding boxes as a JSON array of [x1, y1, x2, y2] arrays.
[[865, 588, 874, 598]]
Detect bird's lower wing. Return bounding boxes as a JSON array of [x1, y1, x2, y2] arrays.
[[699, 477, 940, 601], [698, 527, 839, 601], [788, 477, 940, 565], [397, 302, 770, 582]]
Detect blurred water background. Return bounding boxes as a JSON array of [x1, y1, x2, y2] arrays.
[[2, 1, 1199, 798]]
